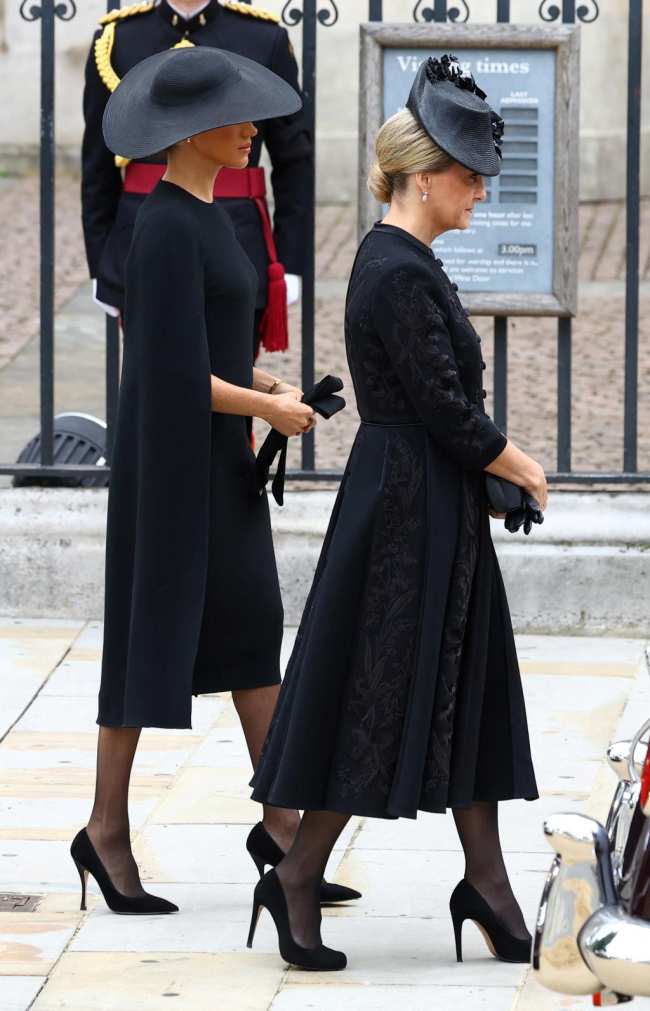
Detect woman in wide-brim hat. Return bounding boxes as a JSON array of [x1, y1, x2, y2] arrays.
[[69, 46, 361, 917], [249, 55, 548, 970]]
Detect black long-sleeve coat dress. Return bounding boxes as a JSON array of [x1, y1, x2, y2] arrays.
[[251, 223, 538, 817], [98, 181, 283, 729], [81, 0, 311, 314]]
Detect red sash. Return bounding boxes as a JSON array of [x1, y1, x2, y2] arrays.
[[123, 163, 288, 353]]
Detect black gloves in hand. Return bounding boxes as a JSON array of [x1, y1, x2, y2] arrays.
[[504, 493, 544, 535], [485, 474, 544, 536], [256, 375, 346, 506]]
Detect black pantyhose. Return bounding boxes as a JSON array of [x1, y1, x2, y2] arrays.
[[452, 801, 530, 940], [86, 726, 145, 898], [276, 810, 351, 949], [86, 691, 301, 901], [232, 685, 301, 852]]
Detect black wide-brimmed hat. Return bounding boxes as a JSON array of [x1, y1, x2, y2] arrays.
[[406, 55, 504, 177], [103, 46, 302, 159]]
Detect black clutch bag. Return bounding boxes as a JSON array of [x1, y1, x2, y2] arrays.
[[485, 474, 544, 536]]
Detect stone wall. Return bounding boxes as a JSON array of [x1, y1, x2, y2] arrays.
[[1, 489, 649, 635], [0, 0, 648, 200]]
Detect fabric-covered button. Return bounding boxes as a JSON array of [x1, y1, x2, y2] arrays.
[[451, 282, 459, 291], [481, 362, 486, 370], [482, 389, 487, 398]]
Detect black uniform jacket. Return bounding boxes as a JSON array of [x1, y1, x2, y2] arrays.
[[82, 0, 312, 311]]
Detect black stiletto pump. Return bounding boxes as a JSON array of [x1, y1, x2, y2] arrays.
[[70, 828, 178, 915], [247, 868, 347, 971], [449, 879, 532, 964], [246, 822, 361, 905]]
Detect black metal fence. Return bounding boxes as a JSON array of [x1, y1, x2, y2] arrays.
[[1, 0, 646, 484]]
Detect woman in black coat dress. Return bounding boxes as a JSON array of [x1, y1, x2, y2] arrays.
[[69, 47, 325, 915], [249, 57, 548, 971]]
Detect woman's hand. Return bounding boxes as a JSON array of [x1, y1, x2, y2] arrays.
[[211, 374, 314, 429], [489, 509, 507, 520], [264, 391, 315, 438], [522, 459, 548, 512], [485, 440, 549, 513]]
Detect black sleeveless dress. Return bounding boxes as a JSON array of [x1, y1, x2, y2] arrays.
[[98, 181, 283, 729], [251, 223, 538, 817]]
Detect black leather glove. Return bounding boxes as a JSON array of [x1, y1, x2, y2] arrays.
[[486, 475, 544, 535], [504, 493, 544, 535]]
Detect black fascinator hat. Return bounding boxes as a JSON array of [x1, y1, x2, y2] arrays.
[[103, 46, 302, 160], [406, 54, 504, 177]]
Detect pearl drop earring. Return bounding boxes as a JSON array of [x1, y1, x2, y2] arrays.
[[421, 191, 429, 202]]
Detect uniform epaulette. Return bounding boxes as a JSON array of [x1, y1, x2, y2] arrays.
[[95, 22, 121, 92], [222, 2, 280, 24], [98, 1, 155, 27]]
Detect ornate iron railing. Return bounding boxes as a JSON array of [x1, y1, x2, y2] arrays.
[[2, 0, 645, 485]]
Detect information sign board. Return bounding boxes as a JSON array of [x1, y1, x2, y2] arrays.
[[359, 25, 580, 316]]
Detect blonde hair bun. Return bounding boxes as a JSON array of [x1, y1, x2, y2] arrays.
[[368, 162, 393, 203], [367, 108, 454, 204]]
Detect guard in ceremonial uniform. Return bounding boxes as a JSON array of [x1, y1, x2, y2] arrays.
[[81, 0, 312, 355]]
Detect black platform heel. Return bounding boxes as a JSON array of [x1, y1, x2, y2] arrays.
[[247, 868, 347, 971], [246, 822, 361, 905], [70, 828, 178, 915], [449, 879, 532, 964]]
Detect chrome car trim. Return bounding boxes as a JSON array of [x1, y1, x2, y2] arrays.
[[580, 905, 650, 997], [606, 777, 641, 886], [533, 814, 616, 995], [630, 718, 650, 784], [607, 740, 634, 782]]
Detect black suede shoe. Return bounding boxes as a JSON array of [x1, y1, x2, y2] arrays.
[[450, 879, 532, 963], [247, 869, 347, 971], [246, 822, 362, 905], [70, 828, 178, 915]]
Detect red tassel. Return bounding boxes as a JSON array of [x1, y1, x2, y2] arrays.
[[260, 261, 289, 353]]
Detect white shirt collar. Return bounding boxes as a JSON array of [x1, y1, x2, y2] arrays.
[[165, 0, 211, 20]]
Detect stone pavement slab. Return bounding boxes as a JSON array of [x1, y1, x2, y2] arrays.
[[354, 794, 586, 855], [0, 731, 199, 777], [0, 794, 156, 834], [333, 849, 548, 923], [0, 914, 78, 976], [0, 976, 46, 1011], [0, 619, 83, 738], [1, 839, 96, 893], [148, 766, 261, 825], [517, 634, 647, 672], [272, 985, 520, 1010], [30, 952, 283, 1011], [70, 883, 256, 951], [129, 823, 365, 888], [0, 617, 648, 1010], [13, 693, 221, 736]]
